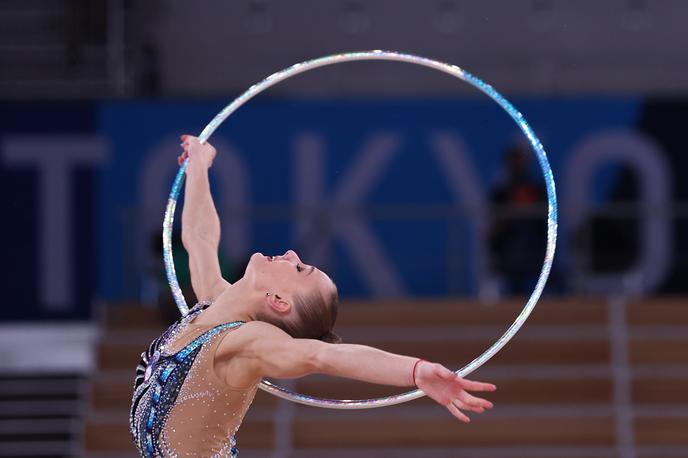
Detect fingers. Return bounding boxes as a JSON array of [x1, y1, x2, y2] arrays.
[[180, 136, 194, 150], [460, 378, 497, 392], [180, 135, 203, 146], [446, 402, 471, 423], [458, 391, 493, 411], [437, 367, 497, 396], [177, 152, 188, 166], [179, 135, 198, 151], [452, 397, 484, 414], [178, 134, 216, 167], [178, 134, 196, 166], [431, 371, 495, 424]]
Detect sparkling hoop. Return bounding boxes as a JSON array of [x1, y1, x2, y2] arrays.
[[162, 50, 558, 409]]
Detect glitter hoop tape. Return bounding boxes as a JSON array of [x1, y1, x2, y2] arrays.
[[163, 50, 558, 409]]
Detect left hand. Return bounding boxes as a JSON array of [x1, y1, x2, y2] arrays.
[[414, 360, 496, 423]]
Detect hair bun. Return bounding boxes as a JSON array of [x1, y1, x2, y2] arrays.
[[320, 331, 343, 344]]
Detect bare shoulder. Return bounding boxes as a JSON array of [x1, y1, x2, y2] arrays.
[[241, 320, 285, 333], [239, 320, 291, 340], [217, 320, 290, 356]]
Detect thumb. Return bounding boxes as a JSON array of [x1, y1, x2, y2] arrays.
[[437, 366, 457, 380]]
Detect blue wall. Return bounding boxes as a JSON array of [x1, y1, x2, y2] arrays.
[[9, 96, 687, 322]]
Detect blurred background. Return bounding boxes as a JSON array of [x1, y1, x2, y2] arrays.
[[1, 1, 687, 457]]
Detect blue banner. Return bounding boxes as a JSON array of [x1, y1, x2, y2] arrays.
[[7, 96, 687, 322], [96, 98, 643, 302]]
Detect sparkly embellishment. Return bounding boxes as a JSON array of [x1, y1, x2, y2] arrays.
[[152, 384, 161, 402], [147, 407, 156, 429], [130, 301, 248, 457], [144, 351, 160, 382], [159, 363, 175, 383]]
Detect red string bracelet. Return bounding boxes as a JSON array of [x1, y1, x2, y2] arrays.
[[412, 358, 426, 387]]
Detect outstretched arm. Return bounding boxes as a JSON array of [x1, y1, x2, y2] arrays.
[[179, 135, 230, 302], [232, 321, 495, 422]]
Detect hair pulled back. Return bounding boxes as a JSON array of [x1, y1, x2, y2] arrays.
[[281, 285, 342, 344]]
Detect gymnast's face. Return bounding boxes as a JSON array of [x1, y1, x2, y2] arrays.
[[245, 249, 333, 316]]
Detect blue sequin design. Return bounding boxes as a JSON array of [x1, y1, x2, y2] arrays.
[[130, 303, 243, 457]]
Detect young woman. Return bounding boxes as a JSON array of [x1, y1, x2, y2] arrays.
[[130, 136, 496, 457]]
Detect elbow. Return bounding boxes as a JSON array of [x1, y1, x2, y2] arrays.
[[311, 342, 332, 376], [182, 226, 219, 247], [181, 229, 193, 249]]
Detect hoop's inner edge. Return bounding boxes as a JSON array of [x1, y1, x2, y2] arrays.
[[163, 50, 558, 409]]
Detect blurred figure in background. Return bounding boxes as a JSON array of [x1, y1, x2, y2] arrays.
[[488, 144, 547, 296]]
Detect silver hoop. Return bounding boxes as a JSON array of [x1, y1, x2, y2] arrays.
[[162, 50, 558, 409]]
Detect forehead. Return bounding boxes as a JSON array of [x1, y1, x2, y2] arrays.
[[297, 268, 333, 296]]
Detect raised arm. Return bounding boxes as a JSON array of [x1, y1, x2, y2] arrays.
[[179, 135, 230, 302], [229, 321, 495, 422]]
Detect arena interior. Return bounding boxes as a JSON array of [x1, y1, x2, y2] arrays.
[[1, 1, 687, 457]]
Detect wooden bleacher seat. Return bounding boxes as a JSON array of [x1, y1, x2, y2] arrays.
[[83, 296, 688, 456]]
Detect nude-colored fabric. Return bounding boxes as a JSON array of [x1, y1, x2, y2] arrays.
[[159, 322, 257, 456]]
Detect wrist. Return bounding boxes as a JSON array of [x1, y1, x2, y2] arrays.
[[412, 358, 426, 387], [186, 159, 210, 174]]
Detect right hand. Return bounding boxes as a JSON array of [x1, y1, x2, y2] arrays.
[[178, 135, 217, 169], [414, 360, 496, 423]]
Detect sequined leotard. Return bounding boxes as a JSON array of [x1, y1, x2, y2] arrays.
[[130, 301, 258, 457]]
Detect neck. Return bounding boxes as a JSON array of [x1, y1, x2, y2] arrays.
[[200, 277, 261, 323]]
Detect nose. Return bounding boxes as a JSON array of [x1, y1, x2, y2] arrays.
[[283, 249, 300, 262]]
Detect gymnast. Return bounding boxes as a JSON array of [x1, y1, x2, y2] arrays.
[[130, 135, 497, 457]]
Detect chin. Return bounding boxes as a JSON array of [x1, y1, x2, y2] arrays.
[[243, 252, 265, 284], [246, 252, 264, 270]]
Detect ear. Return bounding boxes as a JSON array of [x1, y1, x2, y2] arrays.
[[266, 294, 292, 314]]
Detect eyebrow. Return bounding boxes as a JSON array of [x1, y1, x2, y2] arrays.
[[307, 266, 315, 276]]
